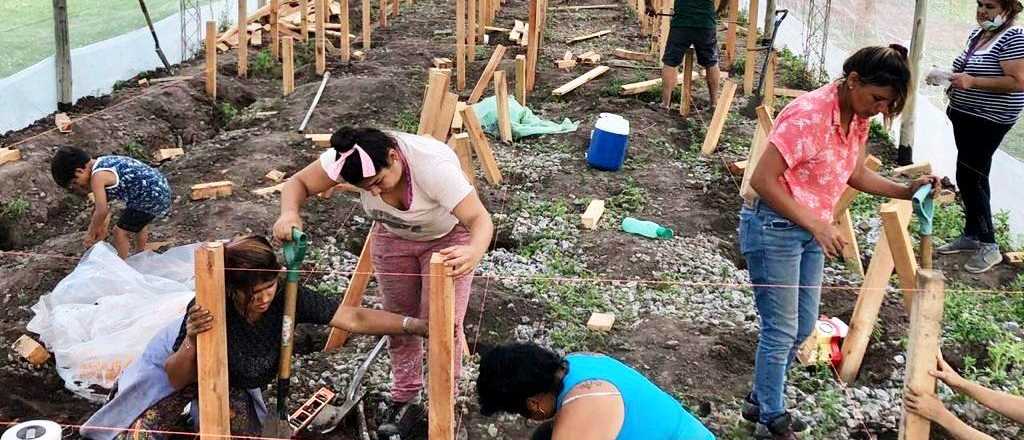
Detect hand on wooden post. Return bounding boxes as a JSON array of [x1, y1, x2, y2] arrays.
[[903, 387, 950, 423], [438, 244, 482, 276], [185, 303, 215, 347]]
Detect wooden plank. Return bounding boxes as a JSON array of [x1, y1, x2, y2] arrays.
[[555, 59, 577, 70], [763, 50, 777, 109], [154, 148, 185, 162], [455, 0, 466, 90], [459, 106, 502, 185], [238, 0, 248, 78], [433, 57, 453, 69], [265, 169, 287, 183], [253, 183, 285, 196], [205, 21, 217, 99], [882, 203, 918, 294], [515, 55, 527, 105], [428, 253, 456, 440], [299, 0, 308, 41], [362, 0, 371, 50], [194, 242, 231, 440], [418, 69, 452, 137], [567, 29, 611, 44], [743, 0, 759, 95], [468, 45, 507, 104], [837, 208, 864, 277], [55, 113, 73, 133], [352, 50, 366, 61], [586, 312, 615, 331], [494, 70, 512, 142], [432, 92, 460, 141], [1006, 252, 1024, 264], [577, 51, 601, 65], [324, 233, 375, 351], [700, 81, 739, 155], [468, 0, 477, 61], [452, 102, 467, 130], [271, 0, 281, 58], [899, 269, 945, 440], [728, 159, 747, 177], [340, 0, 351, 62], [190, 181, 235, 200], [839, 200, 912, 384], [893, 162, 932, 178], [739, 105, 774, 201], [613, 48, 648, 61], [447, 133, 475, 185], [551, 3, 618, 10], [680, 48, 695, 115], [0, 148, 23, 166], [282, 36, 296, 95], [833, 155, 883, 216], [526, 0, 540, 90], [552, 65, 610, 96], [379, 0, 387, 29], [775, 87, 808, 98], [724, 0, 738, 66], [306, 133, 332, 147], [620, 72, 685, 95], [315, 0, 326, 74], [580, 199, 605, 229], [12, 335, 49, 365]]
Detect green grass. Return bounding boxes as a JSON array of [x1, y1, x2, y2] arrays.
[[0, 0, 203, 78], [250, 48, 279, 78], [1, 197, 30, 222], [393, 110, 419, 133], [122, 141, 149, 161]]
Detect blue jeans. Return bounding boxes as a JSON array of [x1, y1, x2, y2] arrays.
[[739, 201, 824, 424]]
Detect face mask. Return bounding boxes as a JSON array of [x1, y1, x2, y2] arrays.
[[981, 13, 1006, 31]]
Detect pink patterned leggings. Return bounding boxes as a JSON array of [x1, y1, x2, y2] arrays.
[[371, 224, 472, 403]]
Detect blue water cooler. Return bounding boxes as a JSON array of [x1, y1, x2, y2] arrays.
[[586, 113, 630, 171]]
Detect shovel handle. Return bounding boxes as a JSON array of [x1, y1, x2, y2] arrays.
[[921, 235, 933, 270], [279, 280, 299, 379]]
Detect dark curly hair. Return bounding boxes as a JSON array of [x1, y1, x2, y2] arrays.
[[329, 127, 397, 184], [50, 146, 91, 189], [841, 44, 911, 115], [476, 343, 566, 417]]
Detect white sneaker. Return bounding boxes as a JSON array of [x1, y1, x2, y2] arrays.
[[965, 243, 1002, 273]]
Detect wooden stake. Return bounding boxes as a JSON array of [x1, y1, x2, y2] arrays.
[[195, 243, 231, 440], [456, 0, 466, 90], [335, 0, 349, 62], [271, 0, 281, 59], [459, 106, 502, 185], [191, 181, 235, 200], [380, 0, 388, 28], [680, 48, 695, 115], [282, 36, 296, 95], [428, 253, 456, 440], [362, 0, 371, 49], [743, 0, 759, 95], [526, 0, 540, 90], [316, 0, 327, 74], [839, 200, 912, 384], [882, 203, 919, 296], [468, 45, 507, 103], [724, 0, 738, 66], [700, 81, 739, 155], [514, 55, 527, 105], [324, 233, 375, 351], [739, 105, 774, 201], [468, 0, 477, 61], [238, 0, 248, 77], [393, 0, 400, 18], [763, 50, 777, 110], [494, 70, 512, 142], [899, 269, 945, 440], [580, 199, 605, 229], [299, 0, 309, 41], [447, 132, 476, 185], [418, 69, 452, 137], [12, 335, 49, 365], [836, 209, 864, 276], [657, 5, 669, 59], [205, 21, 217, 99], [433, 92, 460, 141]]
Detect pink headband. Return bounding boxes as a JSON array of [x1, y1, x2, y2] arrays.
[[326, 144, 377, 181]]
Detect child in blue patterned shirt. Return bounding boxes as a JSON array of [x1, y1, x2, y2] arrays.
[[51, 146, 172, 258]]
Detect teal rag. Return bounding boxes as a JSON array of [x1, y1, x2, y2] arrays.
[[471, 96, 578, 139], [913, 184, 935, 235]]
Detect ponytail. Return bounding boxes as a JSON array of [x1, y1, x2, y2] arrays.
[[841, 44, 911, 115], [329, 127, 396, 184]]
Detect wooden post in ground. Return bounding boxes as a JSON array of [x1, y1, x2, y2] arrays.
[[380, 0, 388, 28], [362, 0, 371, 49], [53, 0, 72, 110], [205, 21, 217, 99], [833, 155, 883, 277], [195, 242, 231, 440], [393, 0, 400, 17], [468, 45, 507, 103], [300, 0, 309, 41], [448, 133, 476, 185], [432, 92, 459, 141], [316, 0, 327, 75], [460, 106, 503, 185], [899, 269, 945, 440], [238, 0, 248, 77], [324, 233, 375, 351], [743, 0, 759, 95], [271, 0, 281, 59], [468, 0, 477, 62], [494, 70, 512, 142], [657, 0, 669, 59], [515, 55, 527, 105], [526, 0, 540, 90], [839, 200, 913, 384], [700, 81, 738, 155], [456, 0, 466, 90], [283, 37, 295, 95], [882, 203, 919, 310], [724, 0, 738, 67], [739, 106, 774, 200], [418, 69, 452, 137], [340, 0, 351, 61], [680, 48, 695, 116], [763, 50, 777, 109], [428, 253, 456, 440]]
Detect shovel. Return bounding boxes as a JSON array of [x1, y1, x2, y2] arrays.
[[264, 227, 309, 439], [913, 184, 935, 269], [741, 9, 789, 118]]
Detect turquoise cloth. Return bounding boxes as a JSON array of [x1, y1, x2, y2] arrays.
[[556, 353, 716, 440], [471, 96, 578, 140], [913, 184, 935, 235]]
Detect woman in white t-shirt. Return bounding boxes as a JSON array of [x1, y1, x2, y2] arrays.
[[273, 127, 493, 435]]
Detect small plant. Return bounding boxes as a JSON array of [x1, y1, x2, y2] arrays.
[[123, 141, 149, 161], [217, 102, 238, 124], [1, 198, 30, 222], [994, 210, 1022, 251], [393, 110, 419, 133], [869, 120, 894, 147], [251, 49, 277, 78], [606, 177, 648, 217], [777, 48, 824, 91]]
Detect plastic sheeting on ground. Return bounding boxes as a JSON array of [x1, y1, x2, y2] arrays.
[[471, 96, 578, 140], [26, 242, 198, 402]]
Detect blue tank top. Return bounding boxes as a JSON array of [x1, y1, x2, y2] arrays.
[[556, 354, 715, 440], [92, 156, 172, 216]]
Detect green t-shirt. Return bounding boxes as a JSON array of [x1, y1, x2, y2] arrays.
[[670, 0, 717, 29]]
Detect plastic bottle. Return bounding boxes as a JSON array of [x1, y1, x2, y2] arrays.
[[621, 217, 673, 239]]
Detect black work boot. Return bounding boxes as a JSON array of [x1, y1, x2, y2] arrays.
[[743, 393, 808, 432], [377, 399, 426, 440], [754, 412, 802, 440]]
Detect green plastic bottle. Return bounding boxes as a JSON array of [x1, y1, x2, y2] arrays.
[[621, 217, 673, 239]]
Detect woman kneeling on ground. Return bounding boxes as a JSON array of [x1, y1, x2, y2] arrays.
[[740, 45, 941, 440], [80, 235, 427, 439], [476, 342, 716, 440], [272, 127, 493, 436]]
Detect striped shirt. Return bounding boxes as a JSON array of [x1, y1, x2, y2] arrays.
[[950, 26, 1024, 125]]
